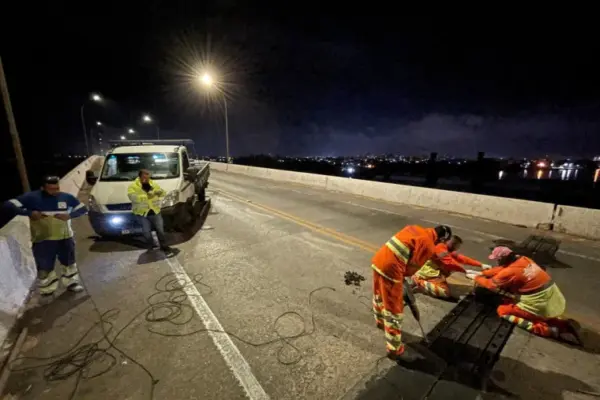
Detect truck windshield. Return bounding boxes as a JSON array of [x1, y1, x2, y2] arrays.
[[100, 153, 180, 181]]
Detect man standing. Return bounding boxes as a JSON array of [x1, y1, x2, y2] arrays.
[[4, 176, 87, 297], [411, 235, 490, 300], [371, 224, 452, 361], [127, 169, 174, 255], [474, 246, 581, 345]]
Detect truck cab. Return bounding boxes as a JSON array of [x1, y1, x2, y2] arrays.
[[86, 141, 209, 237]]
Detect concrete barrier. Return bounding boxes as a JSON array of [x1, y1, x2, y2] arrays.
[[211, 162, 556, 229], [554, 205, 600, 239], [0, 155, 99, 346], [59, 155, 104, 196]]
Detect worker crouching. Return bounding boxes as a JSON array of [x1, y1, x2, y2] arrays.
[[411, 235, 490, 300], [474, 246, 582, 345], [371, 224, 451, 361]]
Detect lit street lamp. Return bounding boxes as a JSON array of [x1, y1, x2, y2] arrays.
[[128, 128, 135, 134], [80, 93, 102, 155], [199, 72, 230, 163], [96, 121, 102, 126], [120, 135, 126, 140], [142, 113, 160, 139]]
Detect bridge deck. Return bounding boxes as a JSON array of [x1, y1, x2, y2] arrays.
[[4, 169, 600, 399]]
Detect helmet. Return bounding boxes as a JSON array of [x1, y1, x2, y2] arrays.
[[434, 225, 452, 242]]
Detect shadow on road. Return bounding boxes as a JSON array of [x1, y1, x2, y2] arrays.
[[349, 339, 595, 400], [19, 291, 91, 337]]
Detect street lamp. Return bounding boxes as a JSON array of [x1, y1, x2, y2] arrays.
[[80, 93, 102, 155], [199, 72, 230, 163], [96, 121, 102, 126], [128, 128, 135, 134], [142, 113, 160, 139], [120, 135, 126, 140]]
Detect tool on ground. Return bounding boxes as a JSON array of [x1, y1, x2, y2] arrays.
[[403, 279, 428, 343]]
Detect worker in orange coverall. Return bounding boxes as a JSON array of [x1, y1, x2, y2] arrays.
[[411, 235, 491, 300], [371, 224, 452, 361], [474, 246, 582, 345]]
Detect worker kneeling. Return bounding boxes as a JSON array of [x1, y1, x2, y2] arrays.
[[411, 235, 489, 300], [371, 224, 452, 361], [474, 246, 582, 345]]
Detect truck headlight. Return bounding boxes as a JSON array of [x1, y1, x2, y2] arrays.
[[89, 194, 101, 212], [161, 190, 179, 208]]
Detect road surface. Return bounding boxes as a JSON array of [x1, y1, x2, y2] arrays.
[[4, 168, 600, 399]]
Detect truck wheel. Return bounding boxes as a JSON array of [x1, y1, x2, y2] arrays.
[[173, 202, 195, 232]]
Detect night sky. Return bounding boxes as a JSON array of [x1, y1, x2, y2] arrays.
[[2, 6, 600, 159]]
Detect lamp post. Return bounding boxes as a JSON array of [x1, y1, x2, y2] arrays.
[[199, 73, 230, 163], [0, 56, 29, 191], [80, 93, 102, 155], [142, 113, 160, 139]]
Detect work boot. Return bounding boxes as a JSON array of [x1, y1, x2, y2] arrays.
[[161, 246, 177, 257], [560, 319, 583, 347], [67, 283, 85, 293]]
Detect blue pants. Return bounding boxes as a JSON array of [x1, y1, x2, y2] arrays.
[[32, 238, 76, 272], [137, 213, 167, 249]]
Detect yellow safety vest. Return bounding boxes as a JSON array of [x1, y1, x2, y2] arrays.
[[127, 178, 164, 216]]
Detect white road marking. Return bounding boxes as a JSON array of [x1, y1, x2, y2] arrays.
[[421, 219, 503, 240], [556, 250, 600, 262], [342, 201, 405, 215], [165, 256, 270, 400]]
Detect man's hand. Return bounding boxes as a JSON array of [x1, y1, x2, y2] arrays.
[[30, 211, 47, 221], [154, 189, 165, 197], [481, 264, 493, 270], [53, 214, 71, 221]]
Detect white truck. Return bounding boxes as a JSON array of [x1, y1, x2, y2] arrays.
[[85, 140, 209, 237]]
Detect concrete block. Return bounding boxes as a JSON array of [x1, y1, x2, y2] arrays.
[[554, 205, 600, 239], [0, 217, 36, 345]]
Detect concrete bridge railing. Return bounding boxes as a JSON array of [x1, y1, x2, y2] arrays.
[[0, 155, 103, 346], [210, 162, 600, 240]]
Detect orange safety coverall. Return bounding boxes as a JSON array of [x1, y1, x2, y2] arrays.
[[371, 225, 438, 356], [474, 256, 568, 338], [412, 242, 482, 299]]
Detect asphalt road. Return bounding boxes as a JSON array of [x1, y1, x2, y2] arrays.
[[5, 169, 600, 399]]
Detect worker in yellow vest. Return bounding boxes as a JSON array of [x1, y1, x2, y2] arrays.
[[127, 169, 174, 255]]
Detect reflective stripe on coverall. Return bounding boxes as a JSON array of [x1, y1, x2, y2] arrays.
[[371, 225, 438, 356]]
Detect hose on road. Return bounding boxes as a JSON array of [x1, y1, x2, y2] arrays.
[[7, 271, 337, 400]]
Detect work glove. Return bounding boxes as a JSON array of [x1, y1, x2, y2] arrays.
[[466, 271, 482, 280], [481, 264, 492, 270]]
